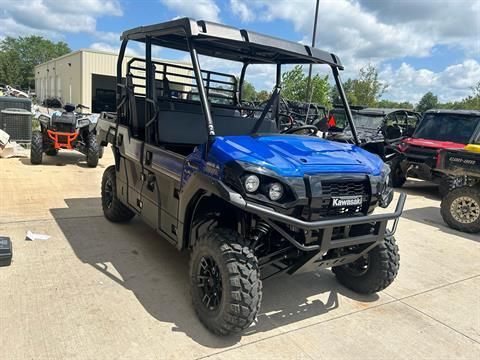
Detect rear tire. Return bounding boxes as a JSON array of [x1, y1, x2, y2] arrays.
[[441, 186, 480, 233], [86, 132, 99, 168], [333, 236, 399, 294], [30, 130, 43, 165], [101, 165, 135, 222], [190, 228, 262, 335]]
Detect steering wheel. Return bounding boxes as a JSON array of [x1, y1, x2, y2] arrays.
[[283, 124, 318, 135]]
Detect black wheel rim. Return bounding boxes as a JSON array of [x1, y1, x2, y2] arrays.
[[344, 254, 370, 277], [197, 256, 223, 311], [104, 179, 114, 209]]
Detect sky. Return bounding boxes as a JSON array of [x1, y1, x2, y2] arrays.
[[0, 0, 479, 104]]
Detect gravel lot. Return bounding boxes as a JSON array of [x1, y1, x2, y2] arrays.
[[0, 149, 479, 359]]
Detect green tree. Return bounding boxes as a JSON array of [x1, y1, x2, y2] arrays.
[[416, 92, 439, 113], [457, 81, 480, 110], [0, 50, 23, 86], [256, 90, 270, 102], [353, 65, 386, 106], [0, 36, 70, 88], [330, 65, 386, 107], [376, 99, 414, 109], [241, 80, 257, 101], [330, 78, 356, 106], [282, 65, 331, 107]]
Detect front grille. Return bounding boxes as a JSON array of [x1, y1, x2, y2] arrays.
[[303, 179, 371, 220], [321, 181, 367, 197]]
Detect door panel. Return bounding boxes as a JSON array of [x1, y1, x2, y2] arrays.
[[116, 125, 144, 213], [142, 143, 183, 243]]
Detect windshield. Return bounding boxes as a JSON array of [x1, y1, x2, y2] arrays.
[[414, 113, 480, 143], [342, 113, 384, 131], [353, 114, 384, 128]]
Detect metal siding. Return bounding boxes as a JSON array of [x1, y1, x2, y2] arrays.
[[34, 52, 82, 106], [82, 51, 120, 109], [35, 49, 191, 110]]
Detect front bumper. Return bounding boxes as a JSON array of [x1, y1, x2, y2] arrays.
[[47, 130, 79, 150], [229, 190, 407, 274]]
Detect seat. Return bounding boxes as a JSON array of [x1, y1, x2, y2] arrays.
[[385, 125, 402, 139], [156, 100, 277, 145]]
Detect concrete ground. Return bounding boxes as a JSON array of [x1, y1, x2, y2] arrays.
[[0, 149, 479, 360]]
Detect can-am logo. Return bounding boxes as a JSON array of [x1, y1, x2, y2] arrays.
[[331, 196, 363, 207], [448, 156, 476, 165]]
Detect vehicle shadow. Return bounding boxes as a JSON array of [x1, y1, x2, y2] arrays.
[[402, 206, 479, 242], [400, 180, 441, 201], [50, 197, 380, 347], [19, 152, 106, 168]]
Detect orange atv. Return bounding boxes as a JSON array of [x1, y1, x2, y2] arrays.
[[31, 103, 102, 167]]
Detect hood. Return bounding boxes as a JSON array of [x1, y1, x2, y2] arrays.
[[209, 135, 383, 177], [403, 137, 466, 150]]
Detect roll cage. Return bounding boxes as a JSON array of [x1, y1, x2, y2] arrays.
[[116, 17, 360, 151]]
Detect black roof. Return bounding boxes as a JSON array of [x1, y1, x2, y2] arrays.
[[425, 109, 480, 116], [358, 108, 419, 116], [121, 18, 343, 68], [330, 106, 418, 116], [363, 107, 416, 114]]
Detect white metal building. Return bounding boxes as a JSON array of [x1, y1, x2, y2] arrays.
[[34, 49, 190, 112]]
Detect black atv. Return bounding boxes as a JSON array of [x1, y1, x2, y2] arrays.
[[436, 148, 480, 233], [327, 107, 420, 161], [31, 103, 102, 167]]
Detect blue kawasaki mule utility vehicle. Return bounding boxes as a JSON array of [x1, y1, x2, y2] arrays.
[[97, 18, 406, 336]]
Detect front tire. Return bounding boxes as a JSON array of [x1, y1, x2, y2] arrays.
[[441, 186, 480, 233], [86, 132, 99, 168], [30, 130, 43, 165], [101, 165, 135, 222], [333, 236, 400, 294], [390, 157, 406, 188], [98, 146, 105, 159], [190, 228, 262, 335]]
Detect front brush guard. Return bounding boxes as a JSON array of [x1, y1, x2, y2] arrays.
[[227, 189, 407, 274], [47, 130, 79, 150]]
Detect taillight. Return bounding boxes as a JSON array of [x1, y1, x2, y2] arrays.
[[435, 150, 442, 168], [397, 142, 409, 152]]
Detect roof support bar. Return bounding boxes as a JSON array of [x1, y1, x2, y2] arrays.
[[275, 64, 282, 126], [238, 62, 249, 103], [145, 36, 153, 143], [187, 39, 215, 151], [116, 39, 128, 124], [332, 66, 360, 146]]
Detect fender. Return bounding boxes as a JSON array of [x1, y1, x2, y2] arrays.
[[177, 171, 242, 250]]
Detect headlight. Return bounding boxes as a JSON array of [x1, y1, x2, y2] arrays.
[[244, 175, 260, 193], [268, 182, 284, 201]]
